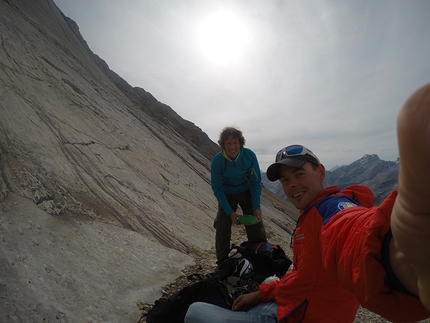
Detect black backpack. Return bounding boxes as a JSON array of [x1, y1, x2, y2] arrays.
[[216, 241, 292, 282], [146, 276, 233, 323]]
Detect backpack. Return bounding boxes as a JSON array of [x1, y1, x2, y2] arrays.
[[216, 241, 292, 282], [146, 276, 233, 323]]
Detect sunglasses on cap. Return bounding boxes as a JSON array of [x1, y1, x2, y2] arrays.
[[275, 145, 320, 164]]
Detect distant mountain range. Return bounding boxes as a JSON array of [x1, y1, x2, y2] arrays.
[[262, 154, 399, 205]]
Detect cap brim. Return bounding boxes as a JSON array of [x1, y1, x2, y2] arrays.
[[266, 156, 319, 181], [266, 159, 307, 181]]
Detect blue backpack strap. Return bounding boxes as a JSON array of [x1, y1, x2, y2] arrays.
[[315, 193, 361, 225]]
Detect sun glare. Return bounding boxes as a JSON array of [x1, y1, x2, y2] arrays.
[[197, 11, 249, 65]]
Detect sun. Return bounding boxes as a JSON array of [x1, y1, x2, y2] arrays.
[[197, 11, 249, 65]]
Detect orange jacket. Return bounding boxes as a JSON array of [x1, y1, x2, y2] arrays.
[[321, 190, 430, 322], [259, 186, 368, 323]]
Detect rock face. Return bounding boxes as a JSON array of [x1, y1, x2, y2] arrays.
[[1, 0, 220, 252], [0, 1, 297, 322]]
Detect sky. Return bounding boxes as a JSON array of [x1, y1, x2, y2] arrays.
[[54, 0, 430, 171]]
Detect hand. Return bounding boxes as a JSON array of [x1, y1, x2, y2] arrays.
[[232, 291, 262, 311], [230, 212, 239, 225], [391, 83, 430, 311], [253, 209, 262, 222]]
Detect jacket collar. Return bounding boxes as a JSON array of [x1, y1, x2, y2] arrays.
[[222, 148, 242, 161], [300, 186, 341, 216]]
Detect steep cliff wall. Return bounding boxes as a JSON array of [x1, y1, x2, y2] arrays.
[[0, 1, 296, 321]]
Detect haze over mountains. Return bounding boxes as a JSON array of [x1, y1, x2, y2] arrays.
[[0, 1, 400, 322]]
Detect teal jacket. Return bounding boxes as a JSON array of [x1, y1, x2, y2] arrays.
[[210, 147, 262, 216]]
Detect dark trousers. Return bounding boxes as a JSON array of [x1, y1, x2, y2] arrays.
[[213, 190, 267, 261]]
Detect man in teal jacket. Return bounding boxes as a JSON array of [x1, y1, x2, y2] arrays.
[[211, 126, 267, 262]]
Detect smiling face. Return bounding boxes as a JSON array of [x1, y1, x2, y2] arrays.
[[223, 135, 241, 159], [278, 162, 325, 211]]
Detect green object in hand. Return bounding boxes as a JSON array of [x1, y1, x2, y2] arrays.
[[237, 214, 258, 225]]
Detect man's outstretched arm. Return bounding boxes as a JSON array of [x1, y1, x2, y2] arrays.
[[391, 83, 430, 311]]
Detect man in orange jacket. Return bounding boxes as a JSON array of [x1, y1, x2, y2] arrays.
[[185, 85, 430, 323]]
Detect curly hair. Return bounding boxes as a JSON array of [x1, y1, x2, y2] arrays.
[[217, 126, 246, 149]]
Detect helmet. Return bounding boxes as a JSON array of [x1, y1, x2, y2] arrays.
[[234, 258, 253, 278]]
